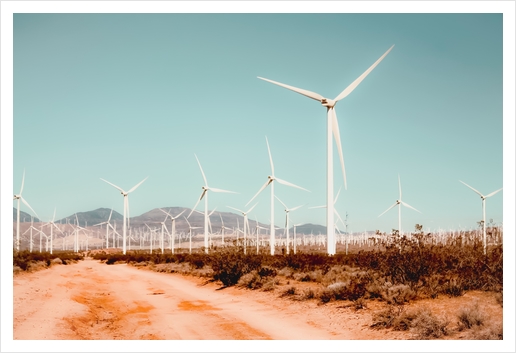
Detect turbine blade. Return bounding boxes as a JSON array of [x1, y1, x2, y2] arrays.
[[309, 205, 326, 209], [331, 109, 347, 190], [401, 201, 422, 214], [290, 204, 304, 212], [174, 210, 186, 219], [21, 197, 39, 219], [274, 195, 287, 209], [194, 154, 208, 186], [128, 176, 148, 193], [334, 186, 343, 204], [265, 136, 275, 176], [459, 180, 483, 197], [246, 179, 271, 206], [378, 202, 397, 218], [246, 203, 258, 214], [334, 45, 394, 102], [485, 188, 503, 198], [188, 195, 203, 218], [258, 77, 324, 102], [20, 169, 26, 194], [227, 206, 244, 214], [108, 208, 113, 222], [210, 187, 237, 194], [100, 178, 125, 193], [209, 207, 217, 216], [275, 177, 310, 192]]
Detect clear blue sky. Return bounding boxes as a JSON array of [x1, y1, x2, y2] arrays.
[[2, 2, 515, 352], [4, 6, 514, 236]]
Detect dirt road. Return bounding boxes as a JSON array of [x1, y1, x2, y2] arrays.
[[13, 258, 355, 341]]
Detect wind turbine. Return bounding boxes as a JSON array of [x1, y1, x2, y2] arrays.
[[188, 154, 236, 254], [184, 216, 201, 254], [227, 203, 258, 255], [13, 170, 39, 251], [258, 45, 394, 255], [100, 176, 148, 254], [93, 208, 115, 249], [378, 175, 421, 236], [159, 208, 185, 254], [246, 136, 309, 255], [275, 196, 304, 255], [459, 180, 502, 254], [44, 208, 64, 255]]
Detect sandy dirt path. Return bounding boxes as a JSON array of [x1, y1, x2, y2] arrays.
[[13, 258, 354, 340]]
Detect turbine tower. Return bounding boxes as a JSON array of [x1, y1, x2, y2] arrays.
[[188, 154, 236, 254], [246, 136, 309, 255], [100, 176, 148, 254], [159, 208, 185, 254], [13, 170, 39, 251], [459, 180, 502, 255], [378, 175, 421, 236], [257, 45, 394, 255]]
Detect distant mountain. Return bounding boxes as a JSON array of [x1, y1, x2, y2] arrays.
[[57, 208, 124, 227], [13, 208, 40, 223], [31, 207, 334, 236]]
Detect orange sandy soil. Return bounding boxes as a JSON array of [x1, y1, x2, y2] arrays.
[[11, 256, 503, 348]]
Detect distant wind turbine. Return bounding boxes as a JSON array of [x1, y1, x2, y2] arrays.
[[188, 154, 236, 254], [246, 136, 309, 255], [13, 170, 39, 251], [459, 180, 502, 254], [227, 203, 258, 254], [184, 216, 201, 254], [378, 175, 421, 236], [275, 196, 304, 255], [100, 176, 148, 254], [159, 208, 185, 254], [258, 45, 394, 255]]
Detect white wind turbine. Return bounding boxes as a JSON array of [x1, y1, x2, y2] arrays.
[[93, 208, 115, 249], [188, 154, 236, 254], [159, 208, 186, 254], [258, 45, 394, 255], [378, 175, 421, 236], [246, 137, 309, 255], [184, 216, 201, 254], [459, 180, 502, 255], [227, 203, 258, 255], [44, 208, 64, 255], [100, 176, 148, 254], [13, 170, 39, 251], [275, 196, 304, 255]]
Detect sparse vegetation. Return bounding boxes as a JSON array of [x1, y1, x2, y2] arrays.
[[13, 250, 83, 272]]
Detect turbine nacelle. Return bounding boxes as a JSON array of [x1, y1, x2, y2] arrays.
[[320, 98, 336, 108]]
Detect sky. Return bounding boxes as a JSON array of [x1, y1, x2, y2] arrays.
[[1, 1, 515, 352]]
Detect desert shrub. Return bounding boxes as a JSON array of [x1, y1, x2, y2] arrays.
[[495, 291, 503, 307], [281, 286, 297, 297], [293, 270, 323, 283], [13, 250, 83, 272], [382, 284, 416, 305], [392, 307, 423, 331], [410, 308, 449, 339], [353, 297, 367, 310], [261, 277, 280, 292], [457, 303, 486, 331], [443, 277, 464, 297], [208, 248, 261, 287], [465, 323, 503, 340], [277, 267, 294, 278], [370, 305, 402, 329], [301, 288, 316, 300]]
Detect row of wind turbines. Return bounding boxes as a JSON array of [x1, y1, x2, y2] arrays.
[[14, 44, 502, 256]]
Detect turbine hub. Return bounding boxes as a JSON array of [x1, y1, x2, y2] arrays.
[[321, 98, 336, 108]]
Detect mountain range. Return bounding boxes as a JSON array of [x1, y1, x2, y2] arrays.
[[13, 207, 330, 235]]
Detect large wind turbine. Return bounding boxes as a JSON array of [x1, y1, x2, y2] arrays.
[[246, 137, 309, 255], [100, 177, 148, 254], [13, 170, 39, 251], [275, 196, 304, 255], [188, 154, 236, 254], [378, 175, 421, 236], [459, 180, 502, 254], [227, 203, 258, 254], [258, 45, 394, 255]]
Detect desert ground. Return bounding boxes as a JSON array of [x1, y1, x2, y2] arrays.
[[11, 254, 505, 352]]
